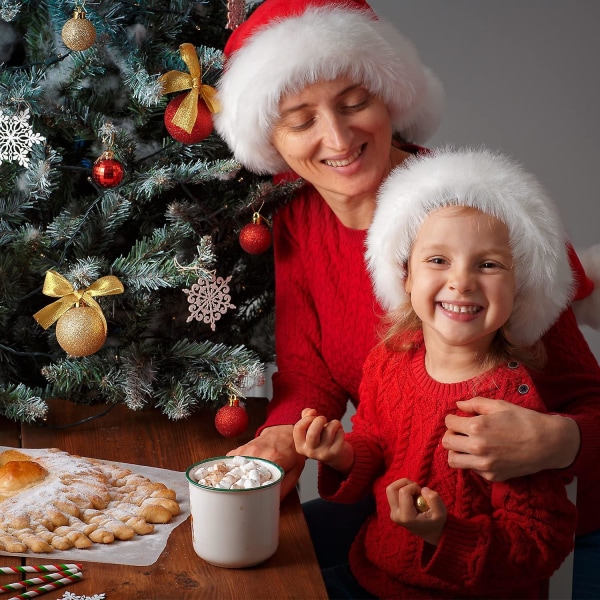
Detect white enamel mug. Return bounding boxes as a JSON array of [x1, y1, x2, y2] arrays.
[[185, 456, 284, 568]]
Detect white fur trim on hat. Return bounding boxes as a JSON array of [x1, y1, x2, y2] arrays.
[[366, 147, 575, 346], [214, 3, 444, 174]]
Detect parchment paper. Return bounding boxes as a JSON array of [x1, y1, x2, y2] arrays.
[[0, 446, 191, 566]]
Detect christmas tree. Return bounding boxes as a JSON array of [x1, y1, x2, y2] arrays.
[[0, 0, 292, 423]]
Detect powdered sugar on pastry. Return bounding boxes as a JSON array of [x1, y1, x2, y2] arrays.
[[0, 448, 180, 553]]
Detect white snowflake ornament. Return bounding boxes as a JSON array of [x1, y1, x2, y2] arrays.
[[0, 107, 45, 167], [60, 592, 106, 600], [184, 272, 236, 331]]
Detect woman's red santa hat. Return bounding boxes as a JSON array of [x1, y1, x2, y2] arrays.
[[214, 0, 444, 174]]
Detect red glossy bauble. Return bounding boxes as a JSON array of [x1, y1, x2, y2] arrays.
[[164, 93, 214, 144], [215, 399, 249, 438], [239, 221, 272, 255], [92, 157, 125, 188]]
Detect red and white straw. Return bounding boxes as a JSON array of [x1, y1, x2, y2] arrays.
[[0, 565, 82, 575], [7, 571, 82, 600], [0, 569, 79, 594]]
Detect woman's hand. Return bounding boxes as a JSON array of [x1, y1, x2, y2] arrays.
[[443, 397, 581, 481], [386, 478, 446, 546], [227, 424, 305, 498], [293, 408, 353, 473]]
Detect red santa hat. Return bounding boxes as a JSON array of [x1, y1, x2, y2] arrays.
[[366, 147, 575, 347], [214, 0, 444, 174]]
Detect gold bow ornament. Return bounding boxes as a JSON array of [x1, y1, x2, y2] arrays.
[[159, 43, 220, 137], [33, 270, 124, 356]]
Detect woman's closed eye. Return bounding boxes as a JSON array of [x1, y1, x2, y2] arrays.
[[275, 110, 315, 132], [287, 117, 315, 132], [341, 96, 370, 113]]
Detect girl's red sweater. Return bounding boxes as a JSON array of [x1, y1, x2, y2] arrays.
[[319, 341, 577, 598]]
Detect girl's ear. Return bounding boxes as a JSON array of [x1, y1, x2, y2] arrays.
[[404, 262, 412, 294]]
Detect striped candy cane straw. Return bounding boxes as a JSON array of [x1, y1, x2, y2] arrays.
[[7, 571, 82, 600], [0, 569, 80, 593], [0, 565, 82, 575]]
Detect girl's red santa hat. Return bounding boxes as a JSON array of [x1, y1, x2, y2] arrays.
[[366, 147, 577, 347], [214, 0, 444, 175]]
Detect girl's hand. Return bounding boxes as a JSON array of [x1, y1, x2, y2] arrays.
[[293, 408, 353, 473], [386, 478, 447, 546]]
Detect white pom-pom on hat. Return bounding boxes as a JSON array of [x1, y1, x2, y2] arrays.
[[572, 244, 600, 330], [366, 147, 575, 346], [214, 0, 444, 174]]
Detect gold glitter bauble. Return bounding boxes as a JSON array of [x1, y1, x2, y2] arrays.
[[55, 306, 107, 357], [61, 8, 97, 51]]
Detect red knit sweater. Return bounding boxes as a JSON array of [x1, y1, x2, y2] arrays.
[[318, 341, 578, 599], [266, 155, 600, 536]]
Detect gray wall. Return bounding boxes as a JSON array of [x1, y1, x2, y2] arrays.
[[299, 0, 600, 503]]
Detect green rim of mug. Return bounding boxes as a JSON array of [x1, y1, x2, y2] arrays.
[[185, 455, 284, 492]]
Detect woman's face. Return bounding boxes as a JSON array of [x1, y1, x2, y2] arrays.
[[271, 77, 394, 210]]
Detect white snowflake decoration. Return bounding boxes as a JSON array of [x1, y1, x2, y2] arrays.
[[184, 272, 236, 331], [60, 593, 106, 600], [0, 107, 45, 167]]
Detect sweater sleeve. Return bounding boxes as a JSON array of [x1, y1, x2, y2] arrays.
[[533, 305, 600, 480], [317, 435, 383, 503], [317, 347, 388, 501], [422, 471, 577, 596], [259, 201, 351, 431], [536, 244, 600, 479]]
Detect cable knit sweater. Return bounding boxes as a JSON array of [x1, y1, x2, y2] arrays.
[[265, 146, 600, 536], [319, 341, 578, 599]]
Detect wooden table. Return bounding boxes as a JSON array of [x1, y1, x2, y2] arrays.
[[0, 399, 327, 599]]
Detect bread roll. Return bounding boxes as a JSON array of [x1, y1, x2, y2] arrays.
[[0, 460, 48, 492], [0, 449, 34, 465]]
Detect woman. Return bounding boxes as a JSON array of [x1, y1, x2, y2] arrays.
[[213, 0, 600, 596]]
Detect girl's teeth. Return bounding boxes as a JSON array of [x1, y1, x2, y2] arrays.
[[441, 302, 481, 314]]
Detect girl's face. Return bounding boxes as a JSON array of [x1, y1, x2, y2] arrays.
[[271, 77, 394, 217], [405, 206, 516, 356]]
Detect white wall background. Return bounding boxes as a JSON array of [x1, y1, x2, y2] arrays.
[[299, 0, 600, 503]]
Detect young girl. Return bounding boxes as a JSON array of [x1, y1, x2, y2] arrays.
[[293, 147, 578, 599]]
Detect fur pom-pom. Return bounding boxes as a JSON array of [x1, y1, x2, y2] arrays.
[[573, 244, 600, 330]]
